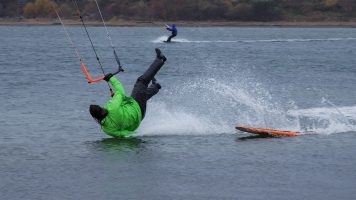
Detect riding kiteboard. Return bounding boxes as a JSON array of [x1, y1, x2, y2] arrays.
[[236, 125, 301, 137]]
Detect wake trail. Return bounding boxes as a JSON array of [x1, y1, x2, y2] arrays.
[[151, 36, 356, 44], [288, 106, 356, 135]]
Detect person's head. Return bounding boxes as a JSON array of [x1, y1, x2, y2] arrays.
[[89, 104, 108, 123], [172, 24, 176, 28]]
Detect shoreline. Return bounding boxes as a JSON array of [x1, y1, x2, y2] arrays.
[[1, 19, 356, 27]]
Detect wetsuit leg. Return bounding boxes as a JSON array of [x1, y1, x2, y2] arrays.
[[131, 58, 165, 119], [131, 80, 148, 118], [167, 33, 177, 42], [138, 58, 165, 85], [146, 83, 160, 100]]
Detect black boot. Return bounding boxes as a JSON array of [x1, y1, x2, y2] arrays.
[[155, 48, 167, 62], [136, 49, 166, 86], [152, 78, 162, 89]]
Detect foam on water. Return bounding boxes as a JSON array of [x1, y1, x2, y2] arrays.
[[242, 37, 356, 43], [288, 105, 356, 135]]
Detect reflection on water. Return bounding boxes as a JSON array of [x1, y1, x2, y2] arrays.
[[90, 137, 145, 153], [237, 134, 276, 141]]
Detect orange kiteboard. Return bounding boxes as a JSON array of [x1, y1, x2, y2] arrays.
[[236, 125, 301, 137]]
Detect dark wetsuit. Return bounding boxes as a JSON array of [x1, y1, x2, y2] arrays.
[[166, 25, 177, 42], [131, 58, 164, 119]]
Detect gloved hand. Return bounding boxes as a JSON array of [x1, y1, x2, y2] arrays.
[[104, 73, 113, 82]]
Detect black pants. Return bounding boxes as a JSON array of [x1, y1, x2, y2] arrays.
[[166, 33, 177, 42], [131, 58, 164, 119]]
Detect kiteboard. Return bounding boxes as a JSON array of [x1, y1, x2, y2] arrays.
[[163, 41, 176, 43], [235, 125, 301, 137]]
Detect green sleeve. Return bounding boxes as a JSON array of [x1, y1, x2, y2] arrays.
[[109, 76, 126, 99]]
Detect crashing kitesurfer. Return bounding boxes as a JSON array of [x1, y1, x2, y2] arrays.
[[89, 48, 167, 138]]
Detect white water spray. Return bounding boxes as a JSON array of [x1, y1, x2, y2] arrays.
[[138, 75, 300, 136]]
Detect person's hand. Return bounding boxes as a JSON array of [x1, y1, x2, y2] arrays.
[[104, 73, 113, 82]]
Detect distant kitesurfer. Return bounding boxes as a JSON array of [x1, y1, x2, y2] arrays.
[[89, 48, 167, 138], [165, 24, 177, 43]]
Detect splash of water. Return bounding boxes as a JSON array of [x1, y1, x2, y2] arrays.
[[138, 103, 231, 136], [139, 78, 356, 136], [138, 75, 300, 136], [137, 57, 355, 136]]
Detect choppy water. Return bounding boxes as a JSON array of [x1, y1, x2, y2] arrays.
[[1, 26, 356, 200]]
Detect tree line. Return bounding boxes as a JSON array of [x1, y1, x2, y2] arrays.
[[0, 0, 355, 21]]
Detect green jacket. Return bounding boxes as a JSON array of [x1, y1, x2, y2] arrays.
[[100, 77, 142, 138]]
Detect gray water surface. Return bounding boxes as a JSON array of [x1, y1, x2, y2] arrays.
[[1, 26, 356, 200]]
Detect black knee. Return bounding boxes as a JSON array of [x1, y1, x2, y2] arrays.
[[137, 76, 150, 86]]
